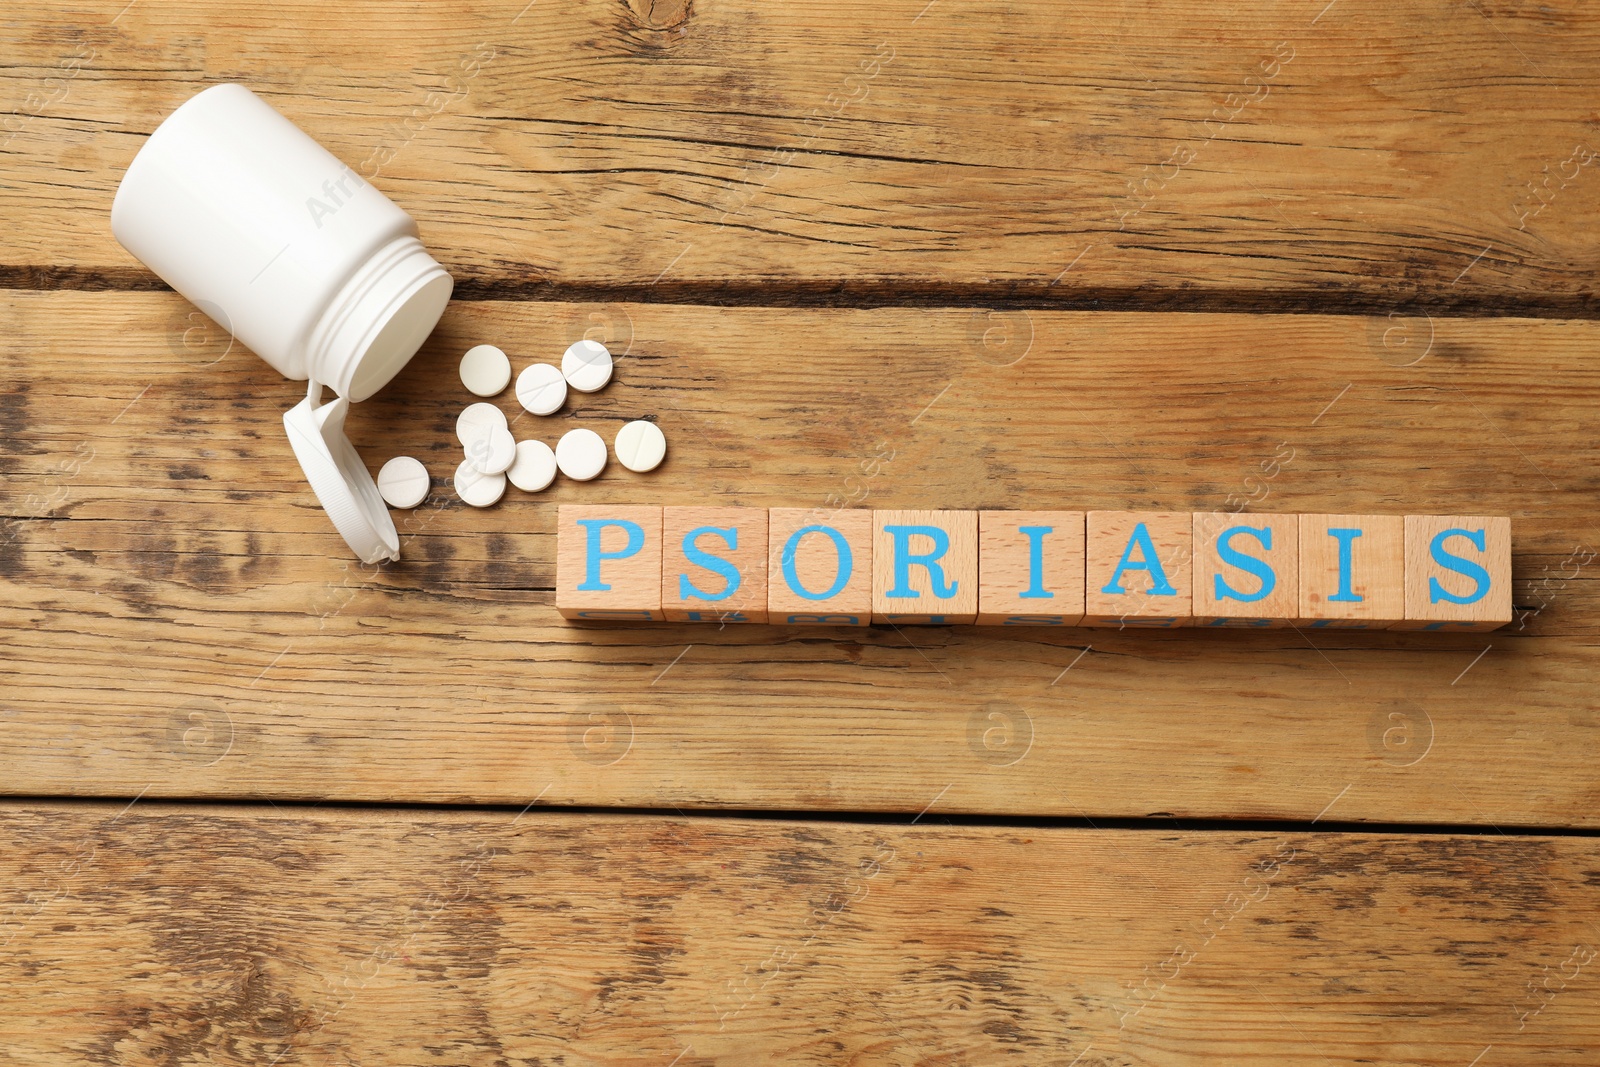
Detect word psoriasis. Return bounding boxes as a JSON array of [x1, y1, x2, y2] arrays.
[[556, 506, 1512, 632]]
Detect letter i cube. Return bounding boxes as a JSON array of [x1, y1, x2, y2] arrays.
[[872, 510, 978, 624], [1192, 513, 1298, 627], [1296, 514, 1404, 628], [976, 511, 1085, 625], [766, 508, 873, 626], [556, 504, 663, 621], [1392, 515, 1512, 631], [661, 507, 769, 622], [1082, 511, 1192, 627]]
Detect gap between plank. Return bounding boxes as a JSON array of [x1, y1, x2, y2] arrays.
[[4, 796, 1599, 838], [6, 269, 1600, 318]]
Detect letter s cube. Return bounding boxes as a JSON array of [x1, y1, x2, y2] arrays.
[[1393, 515, 1512, 631], [1192, 512, 1298, 627], [661, 506, 769, 622]]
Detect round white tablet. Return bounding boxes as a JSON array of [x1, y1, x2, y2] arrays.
[[506, 439, 558, 492], [460, 344, 512, 397], [454, 459, 506, 507], [376, 456, 430, 509], [466, 424, 516, 475], [455, 401, 508, 448], [555, 427, 608, 481], [614, 420, 666, 473], [516, 362, 567, 416], [562, 339, 613, 393]]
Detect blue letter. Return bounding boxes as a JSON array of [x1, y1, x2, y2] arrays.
[[1100, 522, 1176, 596], [1326, 527, 1363, 602], [781, 525, 852, 601], [575, 518, 643, 591], [679, 526, 740, 601], [884, 524, 957, 599], [1213, 525, 1276, 603], [1428, 528, 1489, 605], [1018, 525, 1054, 599]]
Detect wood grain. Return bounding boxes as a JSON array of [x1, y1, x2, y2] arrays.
[[3, 292, 1600, 824], [1, 800, 1598, 1065], [3, 1, 1600, 310]]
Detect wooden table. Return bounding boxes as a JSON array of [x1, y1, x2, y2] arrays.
[[3, 1, 1598, 1062]]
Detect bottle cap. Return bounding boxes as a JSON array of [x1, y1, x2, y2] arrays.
[[283, 382, 400, 563]]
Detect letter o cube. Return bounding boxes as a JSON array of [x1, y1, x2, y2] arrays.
[[767, 508, 873, 626]]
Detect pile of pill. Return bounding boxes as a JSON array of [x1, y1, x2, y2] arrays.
[[375, 339, 667, 511]]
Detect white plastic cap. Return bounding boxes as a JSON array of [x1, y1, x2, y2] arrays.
[[283, 383, 400, 563]]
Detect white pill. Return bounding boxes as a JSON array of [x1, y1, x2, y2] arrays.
[[516, 362, 568, 416], [460, 344, 512, 397], [466, 424, 516, 475], [376, 456, 430, 509], [562, 339, 613, 393], [455, 401, 508, 448], [614, 420, 666, 473], [506, 439, 558, 492], [454, 459, 506, 507], [555, 427, 608, 481]]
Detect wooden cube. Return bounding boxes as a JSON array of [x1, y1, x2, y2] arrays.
[[872, 510, 978, 624], [1296, 514, 1404, 628], [1083, 511, 1192, 627], [1392, 515, 1513, 631], [1191, 513, 1299, 627], [556, 504, 663, 621], [767, 508, 873, 626], [977, 510, 1085, 625], [661, 507, 769, 623]]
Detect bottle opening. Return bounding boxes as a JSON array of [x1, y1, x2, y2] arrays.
[[310, 234, 454, 402]]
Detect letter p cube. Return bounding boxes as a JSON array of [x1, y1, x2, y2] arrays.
[[556, 504, 664, 620]]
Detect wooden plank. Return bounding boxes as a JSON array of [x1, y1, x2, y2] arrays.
[[3, 292, 1600, 823], [1, 801, 1597, 1064], [2, 1, 1599, 309]]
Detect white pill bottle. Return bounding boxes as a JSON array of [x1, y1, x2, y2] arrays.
[[111, 84, 454, 563]]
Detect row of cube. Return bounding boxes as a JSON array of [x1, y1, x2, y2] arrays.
[[555, 506, 1513, 631]]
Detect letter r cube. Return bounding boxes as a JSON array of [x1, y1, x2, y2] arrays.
[[872, 509, 977, 624]]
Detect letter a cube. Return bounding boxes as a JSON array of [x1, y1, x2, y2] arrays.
[[1083, 511, 1192, 627]]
